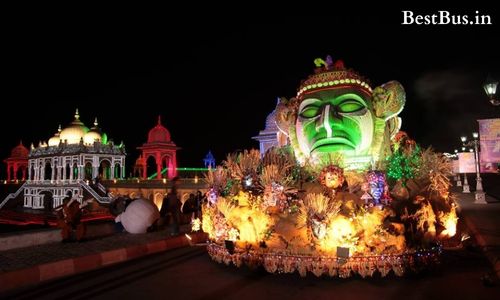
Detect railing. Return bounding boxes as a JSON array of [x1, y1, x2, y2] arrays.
[[101, 178, 207, 189], [147, 167, 209, 180], [80, 182, 112, 204], [0, 182, 27, 210], [24, 179, 82, 185], [96, 182, 107, 194], [102, 178, 206, 184]]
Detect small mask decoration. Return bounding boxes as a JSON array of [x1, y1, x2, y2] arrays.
[[207, 188, 218, 205], [365, 170, 388, 206], [319, 165, 345, 190], [311, 213, 327, 239]]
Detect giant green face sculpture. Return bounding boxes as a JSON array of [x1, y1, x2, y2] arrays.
[[276, 57, 406, 170], [296, 88, 374, 159]]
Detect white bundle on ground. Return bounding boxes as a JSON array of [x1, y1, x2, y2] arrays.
[[118, 198, 160, 234]]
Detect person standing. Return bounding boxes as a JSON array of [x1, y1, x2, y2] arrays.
[[54, 192, 91, 242], [166, 177, 181, 236], [194, 190, 203, 219], [159, 193, 169, 228]]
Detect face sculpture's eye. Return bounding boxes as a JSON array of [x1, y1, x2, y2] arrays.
[[299, 99, 365, 118], [339, 99, 364, 113], [300, 105, 321, 118]]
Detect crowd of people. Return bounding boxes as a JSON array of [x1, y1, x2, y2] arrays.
[[159, 178, 204, 236], [55, 177, 206, 241]]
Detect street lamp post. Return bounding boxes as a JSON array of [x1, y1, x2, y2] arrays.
[[454, 149, 462, 187], [484, 77, 499, 106], [459, 140, 470, 193], [461, 134, 487, 204]]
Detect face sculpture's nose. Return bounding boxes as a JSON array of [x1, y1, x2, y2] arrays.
[[315, 104, 342, 137]]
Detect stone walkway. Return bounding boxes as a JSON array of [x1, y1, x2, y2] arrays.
[[453, 186, 500, 278], [0, 225, 191, 273]]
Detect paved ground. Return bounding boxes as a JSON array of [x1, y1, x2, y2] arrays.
[[453, 186, 500, 277], [0, 225, 191, 273], [3, 245, 498, 300], [0, 224, 206, 294], [465, 173, 500, 200]]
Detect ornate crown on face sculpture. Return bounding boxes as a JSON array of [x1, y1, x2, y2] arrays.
[[277, 55, 406, 170], [297, 57, 372, 98]]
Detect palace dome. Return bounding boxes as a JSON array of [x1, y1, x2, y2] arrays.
[[135, 155, 145, 166], [83, 118, 102, 145], [84, 131, 101, 145], [48, 125, 62, 146], [10, 142, 29, 158], [48, 134, 60, 147], [101, 132, 108, 145], [59, 109, 89, 144], [147, 116, 171, 143]]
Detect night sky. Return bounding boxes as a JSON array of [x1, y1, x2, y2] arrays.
[[2, 10, 499, 178]]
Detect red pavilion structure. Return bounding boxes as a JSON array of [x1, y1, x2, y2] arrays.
[[4, 141, 29, 181], [136, 116, 179, 179]]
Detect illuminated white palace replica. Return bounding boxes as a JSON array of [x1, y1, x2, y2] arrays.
[[19, 109, 126, 209]]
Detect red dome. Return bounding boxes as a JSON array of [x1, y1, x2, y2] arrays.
[[147, 116, 171, 143], [10, 142, 29, 158], [135, 155, 145, 166]]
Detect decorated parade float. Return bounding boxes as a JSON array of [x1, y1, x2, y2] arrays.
[[196, 56, 458, 278]]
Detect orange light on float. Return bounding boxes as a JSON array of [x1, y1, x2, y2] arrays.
[[191, 218, 201, 231], [439, 209, 458, 238]]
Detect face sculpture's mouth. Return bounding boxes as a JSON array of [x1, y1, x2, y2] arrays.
[[311, 136, 356, 153]]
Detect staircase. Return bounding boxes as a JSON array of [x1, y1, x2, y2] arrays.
[[0, 182, 27, 210], [80, 182, 113, 204], [96, 183, 107, 195]]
